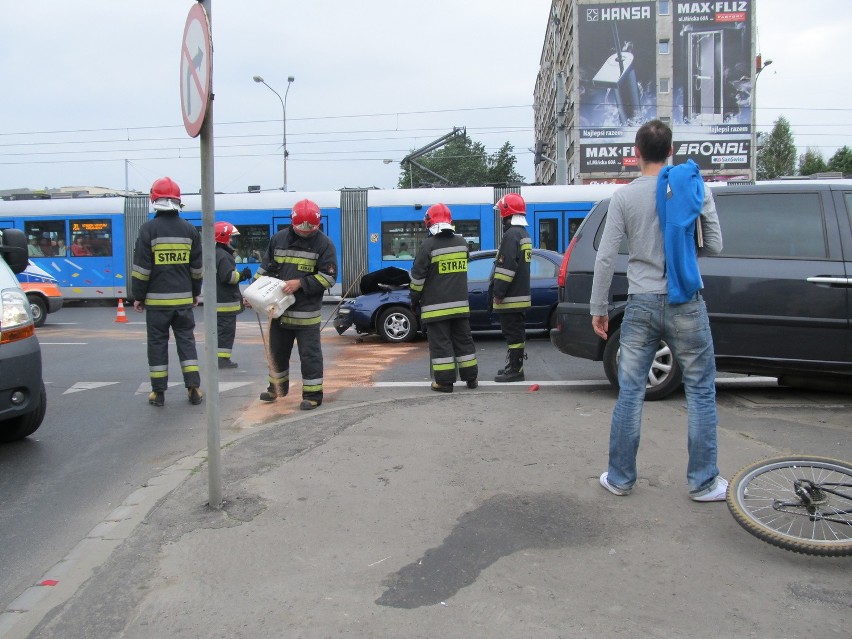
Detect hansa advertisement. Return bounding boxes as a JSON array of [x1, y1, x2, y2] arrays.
[[578, 2, 657, 173]]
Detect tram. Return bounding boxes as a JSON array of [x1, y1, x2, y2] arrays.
[[0, 183, 618, 300]]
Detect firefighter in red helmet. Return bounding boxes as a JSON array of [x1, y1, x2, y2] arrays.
[[213, 222, 252, 369], [490, 193, 532, 382], [254, 199, 338, 410], [409, 203, 478, 392], [131, 177, 204, 407]]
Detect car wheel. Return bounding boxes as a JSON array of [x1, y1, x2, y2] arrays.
[[28, 294, 47, 328], [602, 327, 682, 401], [377, 306, 417, 343], [0, 382, 47, 443]]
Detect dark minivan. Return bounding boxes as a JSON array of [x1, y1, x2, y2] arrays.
[[551, 180, 852, 399]]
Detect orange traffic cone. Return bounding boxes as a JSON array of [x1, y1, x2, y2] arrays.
[[115, 298, 129, 323]]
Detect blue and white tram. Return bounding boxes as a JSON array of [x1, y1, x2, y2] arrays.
[[0, 183, 620, 300]]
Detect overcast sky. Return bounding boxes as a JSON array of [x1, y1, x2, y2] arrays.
[[1, 1, 849, 195]]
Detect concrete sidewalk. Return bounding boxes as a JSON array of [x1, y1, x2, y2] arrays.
[[5, 385, 851, 638]]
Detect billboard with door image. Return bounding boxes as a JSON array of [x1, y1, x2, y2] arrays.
[[672, 0, 753, 170]]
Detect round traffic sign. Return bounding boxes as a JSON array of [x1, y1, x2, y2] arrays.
[[180, 3, 212, 138]]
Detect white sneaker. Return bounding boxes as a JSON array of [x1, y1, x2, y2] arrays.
[[599, 472, 631, 496], [691, 477, 728, 502]]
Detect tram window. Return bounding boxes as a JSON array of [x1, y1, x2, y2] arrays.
[[454, 220, 481, 252], [568, 218, 582, 242], [538, 219, 558, 250], [232, 224, 270, 263], [24, 220, 66, 257], [381, 221, 423, 260], [381, 220, 481, 259], [70, 219, 112, 257]]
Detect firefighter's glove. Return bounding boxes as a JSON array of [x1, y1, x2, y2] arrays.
[[410, 293, 421, 314], [240, 268, 252, 282]]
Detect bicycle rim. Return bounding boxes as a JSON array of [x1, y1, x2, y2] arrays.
[[727, 456, 852, 557]]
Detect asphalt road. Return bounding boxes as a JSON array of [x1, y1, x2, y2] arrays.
[[2, 301, 850, 622]]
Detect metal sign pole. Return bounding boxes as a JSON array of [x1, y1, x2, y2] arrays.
[[198, 0, 222, 510]]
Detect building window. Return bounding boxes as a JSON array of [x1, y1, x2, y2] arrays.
[[659, 1, 671, 15], [659, 77, 670, 94], [659, 40, 670, 55]]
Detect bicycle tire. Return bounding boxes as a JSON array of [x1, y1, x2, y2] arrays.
[[727, 456, 852, 557]]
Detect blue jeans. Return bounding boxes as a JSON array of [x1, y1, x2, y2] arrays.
[[607, 293, 719, 494]]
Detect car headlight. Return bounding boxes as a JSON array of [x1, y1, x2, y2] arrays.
[[1, 288, 35, 343], [338, 308, 351, 315]]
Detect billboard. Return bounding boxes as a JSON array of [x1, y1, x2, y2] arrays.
[[578, 2, 657, 173], [672, 0, 753, 170]]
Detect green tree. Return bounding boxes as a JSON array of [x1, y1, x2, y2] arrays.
[[487, 142, 525, 185], [756, 116, 796, 180], [398, 134, 524, 188], [827, 146, 852, 175], [797, 147, 827, 176]]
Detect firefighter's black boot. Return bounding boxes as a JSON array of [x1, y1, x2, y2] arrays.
[[496, 352, 510, 376], [494, 349, 525, 383]]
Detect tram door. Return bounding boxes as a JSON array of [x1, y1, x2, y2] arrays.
[[531, 206, 592, 253]]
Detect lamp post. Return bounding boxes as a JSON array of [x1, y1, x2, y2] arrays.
[[253, 75, 295, 191], [751, 57, 772, 181]]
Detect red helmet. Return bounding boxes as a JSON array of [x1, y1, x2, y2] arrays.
[[150, 177, 182, 211], [495, 193, 526, 218], [425, 203, 452, 225], [292, 199, 321, 235], [214, 221, 240, 244], [424, 203, 454, 235]]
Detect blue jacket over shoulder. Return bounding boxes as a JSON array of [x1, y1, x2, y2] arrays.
[[656, 159, 704, 305]]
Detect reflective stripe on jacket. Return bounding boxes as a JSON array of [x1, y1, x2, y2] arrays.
[[491, 226, 531, 312], [256, 227, 338, 328], [131, 211, 202, 309], [410, 232, 470, 324]]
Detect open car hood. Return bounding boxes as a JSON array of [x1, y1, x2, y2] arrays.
[[358, 266, 410, 294]]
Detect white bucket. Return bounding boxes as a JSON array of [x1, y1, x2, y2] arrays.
[[242, 276, 295, 318]]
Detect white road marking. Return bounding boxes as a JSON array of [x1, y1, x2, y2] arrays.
[[134, 381, 254, 395], [63, 382, 120, 395], [373, 376, 779, 388], [39, 342, 88, 345]]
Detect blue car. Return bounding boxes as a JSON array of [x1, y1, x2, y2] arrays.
[[333, 249, 563, 343]]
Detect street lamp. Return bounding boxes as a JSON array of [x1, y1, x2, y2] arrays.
[[751, 57, 772, 181], [253, 75, 295, 191]]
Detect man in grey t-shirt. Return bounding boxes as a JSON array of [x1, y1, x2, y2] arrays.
[[590, 119, 727, 502]]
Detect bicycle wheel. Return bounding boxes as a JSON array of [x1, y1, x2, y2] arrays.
[[727, 456, 852, 557]]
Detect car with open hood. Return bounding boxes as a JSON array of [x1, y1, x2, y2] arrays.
[[333, 248, 563, 343]]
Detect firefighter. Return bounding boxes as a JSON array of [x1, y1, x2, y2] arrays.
[[131, 177, 204, 407], [409, 203, 478, 392], [214, 222, 252, 369], [255, 199, 337, 410], [490, 193, 532, 383]]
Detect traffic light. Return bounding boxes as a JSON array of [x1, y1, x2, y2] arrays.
[[534, 141, 547, 165]]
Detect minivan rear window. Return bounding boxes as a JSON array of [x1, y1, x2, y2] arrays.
[[714, 192, 827, 259]]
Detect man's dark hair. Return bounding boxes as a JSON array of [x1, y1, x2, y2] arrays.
[[635, 119, 672, 163]]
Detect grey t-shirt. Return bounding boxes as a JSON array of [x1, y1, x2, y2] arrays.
[[590, 175, 722, 317]]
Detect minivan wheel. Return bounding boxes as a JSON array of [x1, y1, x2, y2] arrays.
[[377, 306, 417, 343], [27, 294, 47, 328], [602, 327, 682, 401]]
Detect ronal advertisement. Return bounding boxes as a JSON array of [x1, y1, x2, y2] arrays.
[[672, 0, 753, 170], [578, 1, 657, 173]]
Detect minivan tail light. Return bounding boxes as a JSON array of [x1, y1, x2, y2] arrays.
[[557, 234, 579, 288]]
